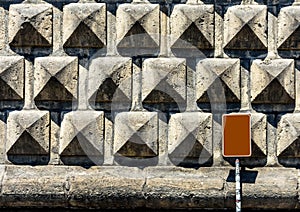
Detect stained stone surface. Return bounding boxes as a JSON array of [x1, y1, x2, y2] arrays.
[[6, 110, 50, 164], [223, 5, 267, 50], [8, 4, 53, 47], [250, 59, 294, 104], [0, 56, 24, 100]]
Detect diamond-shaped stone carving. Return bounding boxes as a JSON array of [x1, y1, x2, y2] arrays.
[[59, 111, 104, 165], [251, 59, 294, 104], [170, 4, 214, 53], [63, 3, 106, 48], [114, 112, 158, 158], [223, 5, 267, 50], [0, 56, 24, 100], [196, 58, 240, 103], [278, 6, 300, 50], [6, 110, 50, 160], [34, 56, 78, 102], [277, 113, 300, 158], [88, 57, 132, 105], [9, 4, 52, 47], [116, 3, 159, 55], [168, 112, 212, 166], [142, 58, 186, 106]]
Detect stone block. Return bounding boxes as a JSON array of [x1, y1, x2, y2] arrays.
[[0, 56, 24, 101], [116, 3, 159, 56], [6, 110, 50, 164], [277, 6, 300, 50], [196, 58, 240, 104], [142, 58, 186, 109], [250, 59, 294, 104], [63, 3, 106, 48], [277, 113, 300, 166], [170, 4, 214, 57], [34, 56, 78, 102], [8, 4, 52, 47], [168, 112, 212, 167], [223, 5, 267, 50], [114, 112, 158, 160], [59, 110, 104, 166], [87, 57, 132, 107]]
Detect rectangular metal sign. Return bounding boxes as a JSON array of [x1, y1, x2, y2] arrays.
[[222, 114, 251, 157]]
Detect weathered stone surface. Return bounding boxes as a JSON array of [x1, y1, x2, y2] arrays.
[[116, 3, 160, 55], [168, 112, 212, 167], [8, 4, 52, 47], [170, 4, 214, 56], [277, 6, 300, 50], [6, 110, 50, 164], [34, 56, 78, 101], [223, 5, 267, 50], [225, 168, 298, 209], [0, 8, 6, 51], [250, 59, 294, 104], [0, 56, 24, 100], [114, 112, 158, 159], [277, 113, 300, 160], [59, 110, 104, 165], [196, 58, 240, 104], [63, 3, 106, 48], [142, 58, 186, 106], [87, 57, 132, 105]]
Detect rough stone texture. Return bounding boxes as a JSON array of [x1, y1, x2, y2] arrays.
[[0, 56, 24, 100], [114, 111, 159, 160], [6, 110, 50, 164], [170, 4, 214, 57], [196, 58, 240, 104], [223, 5, 267, 51], [168, 112, 212, 167], [34, 56, 78, 102], [59, 110, 104, 166], [0, 0, 299, 209], [250, 59, 294, 104], [63, 3, 106, 48], [87, 56, 132, 107], [116, 2, 160, 56], [8, 4, 52, 47], [142, 58, 186, 107]]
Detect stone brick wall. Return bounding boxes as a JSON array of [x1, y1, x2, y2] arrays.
[[0, 0, 299, 209]]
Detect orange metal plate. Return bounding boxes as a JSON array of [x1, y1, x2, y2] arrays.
[[222, 114, 251, 157]]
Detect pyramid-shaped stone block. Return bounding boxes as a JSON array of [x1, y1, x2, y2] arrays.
[[0, 56, 24, 100], [88, 57, 132, 104], [142, 58, 186, 105], [59, 111, 104, 160], [251, 59, 294, 104], [114, 112, 158, 158], [9, 4, 52, 47], [223, 5, 267, 50], [278, 6, 300, 50], [277, 113, 300, 158], [196, 58, 240, 103], [170, 4, 214, 51], [168, 112, 212, 166], [116, 3, 159, 54], [34, 56, 78, 101], [63, 3, 106, 48], [6, 110, 50, 156]]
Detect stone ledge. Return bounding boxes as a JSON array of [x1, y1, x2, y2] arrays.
[[0, 165, 297, 209]]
